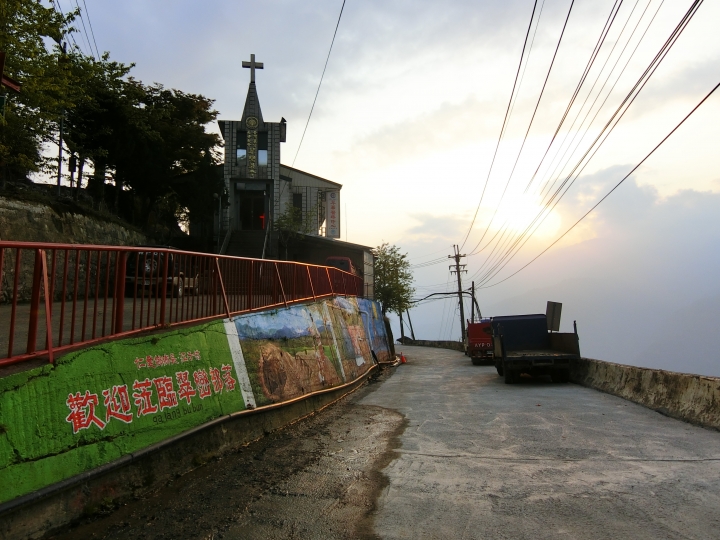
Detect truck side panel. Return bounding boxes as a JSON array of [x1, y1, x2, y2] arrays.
[[491, 314, 549, 351]]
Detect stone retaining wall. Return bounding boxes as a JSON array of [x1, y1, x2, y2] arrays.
[[571, 358, 720, 431], [0, 197, 147, 246]]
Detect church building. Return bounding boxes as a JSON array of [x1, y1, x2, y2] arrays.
[[216, 54, 374, 296], [218, 54, 341, 258]]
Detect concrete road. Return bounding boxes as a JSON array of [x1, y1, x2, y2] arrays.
[[361, 345, 720, 539]]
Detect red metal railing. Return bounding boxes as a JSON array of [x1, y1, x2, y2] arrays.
[[0, 242, 363, 367]]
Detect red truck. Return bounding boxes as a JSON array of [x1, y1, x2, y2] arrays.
[[466, 318, 494, 365]]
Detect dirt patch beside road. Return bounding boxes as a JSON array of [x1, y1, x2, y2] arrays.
[[47, 369, 405, 540]]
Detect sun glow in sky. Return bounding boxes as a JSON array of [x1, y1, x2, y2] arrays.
[[47, 0, 720, 374]]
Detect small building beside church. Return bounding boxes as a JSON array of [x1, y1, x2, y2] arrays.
[[214, 54, 374, 297]]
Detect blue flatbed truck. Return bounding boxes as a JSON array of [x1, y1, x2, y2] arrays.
[[491, 314, 580, 384]]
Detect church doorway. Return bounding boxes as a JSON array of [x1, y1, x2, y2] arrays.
[[238, 190, 266, 230]]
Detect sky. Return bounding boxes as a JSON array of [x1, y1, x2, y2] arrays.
[[51, 0, 720, 376]]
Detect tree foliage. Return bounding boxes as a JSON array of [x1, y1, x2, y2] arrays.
[[0, 0, 76, 179], [1, 1, 223, 241], [373, 243, 414, 315]]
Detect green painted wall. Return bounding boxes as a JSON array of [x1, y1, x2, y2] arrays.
[[0, 320, 241, 504]]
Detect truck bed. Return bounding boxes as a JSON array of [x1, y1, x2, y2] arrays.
[[505, 349, 577, 360]]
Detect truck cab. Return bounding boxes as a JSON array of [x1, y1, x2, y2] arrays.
[[466, 318, 494, 365]]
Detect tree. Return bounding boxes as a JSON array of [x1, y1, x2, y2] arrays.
[[274, 203, 317, 260], [373, 243, 414, 316], [0, 1, 76, 181], [1, 2, 223, 240]]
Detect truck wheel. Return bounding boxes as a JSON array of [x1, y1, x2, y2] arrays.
[[496, 363, 504, 376], [504, 368, 516, 384]]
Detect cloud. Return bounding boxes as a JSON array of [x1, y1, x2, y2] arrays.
[[396, 166, 720, 377]]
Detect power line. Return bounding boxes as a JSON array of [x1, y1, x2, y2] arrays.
[[52, 0, 85, 55], [72, 0, 95, 59], [80, 0, 101, 59], [468, 0, 661, 284], [291, 0, 346, 167], [458, 0, 540, 250], [520, 0, 625, 196], [535, 0, 663, 201], [480, 78, 720, 289], [476, 0, 706, 287], [471, 0, 702, 286], [468, 0, 576, 256]]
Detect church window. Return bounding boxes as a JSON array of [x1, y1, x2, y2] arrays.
[[258, 132, 268, 167], [236, 131, 247, 165]]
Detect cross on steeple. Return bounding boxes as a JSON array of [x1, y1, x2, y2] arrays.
[[242, 54, 264, 83]]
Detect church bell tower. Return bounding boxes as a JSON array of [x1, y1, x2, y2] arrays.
[[218, 54, 286, 258]]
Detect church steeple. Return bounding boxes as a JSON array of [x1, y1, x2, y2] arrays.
[[241, 54, 264, 126]]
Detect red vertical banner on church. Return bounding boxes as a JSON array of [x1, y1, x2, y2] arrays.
[[326, 191, 340, 238]]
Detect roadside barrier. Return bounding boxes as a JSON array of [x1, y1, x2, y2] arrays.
[[0, 242, 363, 367]]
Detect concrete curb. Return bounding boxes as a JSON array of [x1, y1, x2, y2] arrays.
[[571, 358, 720, 431]]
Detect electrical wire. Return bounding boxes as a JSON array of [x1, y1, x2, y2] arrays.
[[467, 0, 660, 284], [471, 0, 701, 286], [72, 0, 94, 59], [468, 0, 576, 255], [480, 78, 720, 289], [80, 0, 101, 59], [520, 0, 625, 196], [458, 0, 539, 251], [291, 0, 346, 167], [535, 0, 663, 201], [52, 0, 84, 55]]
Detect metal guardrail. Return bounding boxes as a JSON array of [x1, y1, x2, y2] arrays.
[[0, 241, 363, 367]]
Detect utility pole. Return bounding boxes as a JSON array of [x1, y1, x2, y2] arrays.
[[55, 43, 67, 197], [406, 309, 416, 340], [449, 245, 467, 342], [471, 281, 475, 324], [1, 51, 22, 191]]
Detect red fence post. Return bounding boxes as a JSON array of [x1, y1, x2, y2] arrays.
[[40, 250, 54, 363], [326, 267, 334, 296], [215, 257, 231, 318], [26, 249, 43, 354], [159, 249, 169, 326], [249, 260, 254, 311], [307, 266, 316, 301], [275, 263, 288, 307], [114, 251, 127, 334]]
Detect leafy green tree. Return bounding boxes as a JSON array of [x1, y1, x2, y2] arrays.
[[1, 1, 222, 239], [0, 0, 76, 181], [373, 242, 414, 316]]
